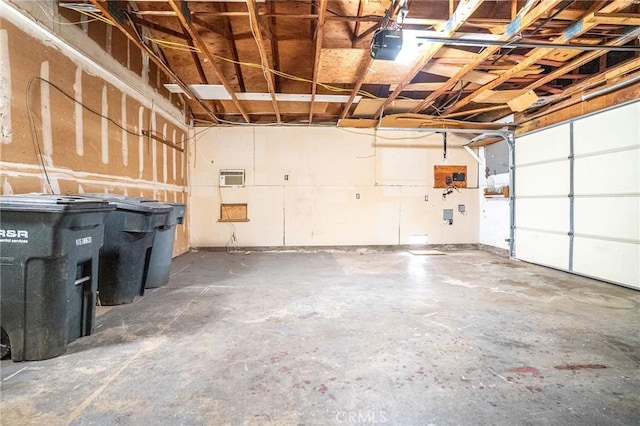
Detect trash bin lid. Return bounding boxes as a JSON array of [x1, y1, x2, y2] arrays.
[[80, 194, 173, 214], [140, 200, 186, 225], [0, 194, 115, 212]]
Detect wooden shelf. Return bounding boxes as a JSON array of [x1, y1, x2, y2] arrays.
[[484, 186, 509, 198]]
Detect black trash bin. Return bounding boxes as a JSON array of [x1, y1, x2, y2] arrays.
[[0, 194, 114, 361], [142, 201, 186, 289], [80, 194, 172, 305]]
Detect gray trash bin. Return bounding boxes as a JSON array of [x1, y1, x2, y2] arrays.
[[142, 201, 186, 289], [0, 194, 113, 361], [79, 194, 172, 305]]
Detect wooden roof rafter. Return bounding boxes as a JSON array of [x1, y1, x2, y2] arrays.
[[308, 0, 328, 125], [87, 0, 220, 124], [167, 0, 250, 123], [409, 0, 563, 115], [246, 0, 280, 122], [444, 0, 637, 115], [339, 0, 405, 120], [215, 3, 247, 93], [267, 0, 281, 92], [520, 25, 640, 95], [127, 15, 187, 40], [521, 55, 640, 122], [351, 0, 366, 48], [371, 0, 486, 120]]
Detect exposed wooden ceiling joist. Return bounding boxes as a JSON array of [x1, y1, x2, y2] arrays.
[[213, 5, 247, 92], [86, 0, 640, 127], [371, 0, 486, 120], [87, 0, 220, 123], [410, 0, 563, 115], [309, 0, 328, 124], [520, 26, 640, 94], [166, 0, 250, 122], [444, 0, 636, 115], [246, 0, 280, 122]]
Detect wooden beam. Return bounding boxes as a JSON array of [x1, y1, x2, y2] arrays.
[[444, 104, 511, 119], [410, 0, 562, 115], [371, 0, 485, 120], [167, 0, 249, 122], [339, 56, 373, 120], [520, 26, 640, 95], [516, 80, 640, 135], [354, 23, 379, 44], [246, 0, 280, 122], [339, 0, 402, 120], [87, 0, 218, 123], [351, 0, 365, 48], [309, 0, 328, 124], [142, 130, 184, 152], [589, 12, 640, 26], [267, 0, 281, 92], [182, 29, 207, 85], [128, 15, 187, 40], [520, 57, 640, 120], [444, 0, 637, 114], [215, 5, 247, 93]]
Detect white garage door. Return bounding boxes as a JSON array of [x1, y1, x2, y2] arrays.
[[514, 101, 640, 290]]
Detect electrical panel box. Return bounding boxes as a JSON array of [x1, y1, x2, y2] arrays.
[[434, 165, 467, 188], [443, 209, 454, 221], [219, 169, 245, 187]]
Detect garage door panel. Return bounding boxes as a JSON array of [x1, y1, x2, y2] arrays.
[[573, 237, 640, 289], [516, 162, 569, 197], [574, 151, 640, 195], [574, 197, 640, 241], [515, 229, 569, 270], [515, 101, 639, 289], [515, 124, 570, 165], [515, 198, 569, 233], [574, 103, 640, 155]]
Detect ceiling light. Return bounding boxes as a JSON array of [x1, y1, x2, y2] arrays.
[[164, 84, 361, 103]]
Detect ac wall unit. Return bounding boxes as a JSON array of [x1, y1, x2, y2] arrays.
[[220, 169, 245, 187]]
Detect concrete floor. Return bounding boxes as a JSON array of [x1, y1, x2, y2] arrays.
[[1, 248, 639, 425]]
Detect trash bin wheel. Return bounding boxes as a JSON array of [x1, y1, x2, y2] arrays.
[[0, 328, 10, 360]]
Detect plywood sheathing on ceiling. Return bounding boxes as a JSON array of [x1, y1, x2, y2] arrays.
[[473, 89, 527, 104], [421, 62, 498, 85], [444, 0, 639, 115], [537, 38, 604, 63], [389, 82, 482, 92], [407, 0, 566, 116], [90, 0, 640, 125], [317, 49, 417, 85], [353, 99, 423, 117]]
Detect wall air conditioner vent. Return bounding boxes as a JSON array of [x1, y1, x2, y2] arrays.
[[219, 169, 245, 187]]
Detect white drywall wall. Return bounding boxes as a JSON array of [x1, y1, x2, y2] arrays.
[[189, 127, 480, 247]]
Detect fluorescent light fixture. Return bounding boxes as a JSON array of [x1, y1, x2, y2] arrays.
[[164, 84, 362, 103]]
